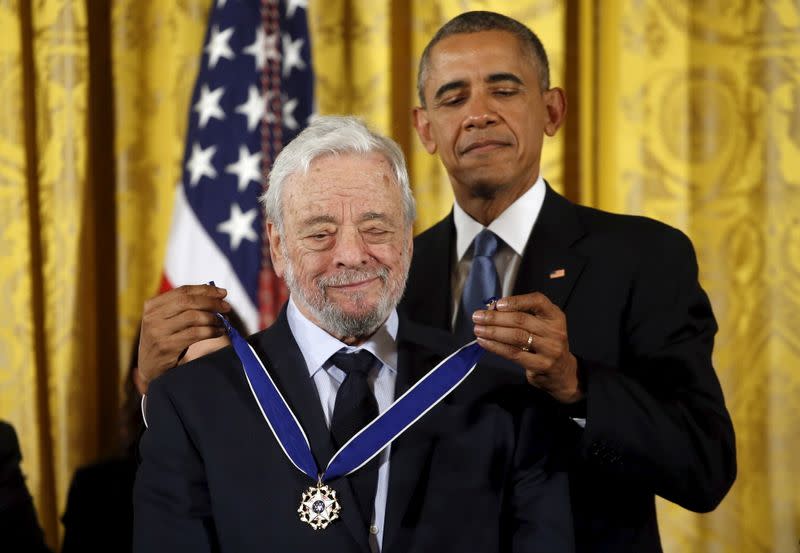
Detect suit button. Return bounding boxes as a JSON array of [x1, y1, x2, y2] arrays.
[[370, 525, 379, 535]]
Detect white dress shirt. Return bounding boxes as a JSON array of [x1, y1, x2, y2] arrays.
[[287, 297, 397, 553]]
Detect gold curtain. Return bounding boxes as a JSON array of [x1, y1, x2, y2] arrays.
[[0, 0, 210, 547], [1, 0, 93, 545], [112, 1, 209, 419], [1, 0, 797, 551]]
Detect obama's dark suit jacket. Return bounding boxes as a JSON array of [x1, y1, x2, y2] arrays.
[[402, 185, 736, 553]]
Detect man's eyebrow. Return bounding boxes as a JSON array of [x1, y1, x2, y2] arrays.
[[432, 73, 524, 101], [301, 214, 337, 227], [358, 212, 390, 223], [433, 79, 468, 101], [486, 72, 524, 85]]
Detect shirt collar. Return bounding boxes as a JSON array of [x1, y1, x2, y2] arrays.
[[286, 297, 398, 379], [453, 175, 546, 259]]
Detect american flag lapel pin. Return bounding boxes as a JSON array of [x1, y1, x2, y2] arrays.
[[549, 268, 566, 279]]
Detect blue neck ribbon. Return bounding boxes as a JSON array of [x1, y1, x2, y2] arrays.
[[218, 314, 484, 482]]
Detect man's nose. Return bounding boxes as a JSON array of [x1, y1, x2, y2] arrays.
[[334, 227, 370, 267], [463, 94, 498, 130]]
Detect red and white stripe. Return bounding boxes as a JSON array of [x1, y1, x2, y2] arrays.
[[160, 184, 260, 334]]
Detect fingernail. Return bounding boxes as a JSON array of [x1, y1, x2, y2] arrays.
[[473, 324, 486, 335], [496, 299, 508, 309], [472, 310, 486, 322]]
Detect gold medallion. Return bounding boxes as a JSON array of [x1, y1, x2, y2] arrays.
[[297, 481, 341, 530]]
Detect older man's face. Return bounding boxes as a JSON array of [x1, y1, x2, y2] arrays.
[[268, 152, 412, 342]]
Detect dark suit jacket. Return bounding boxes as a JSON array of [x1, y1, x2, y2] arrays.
[[133, 311, 574, 553], [402, 185, 736, 553], [0, 421, 51, 553]]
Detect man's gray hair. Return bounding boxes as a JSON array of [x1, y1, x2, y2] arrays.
[[417, 11, 551, 107], [261, 115, 415, 233]]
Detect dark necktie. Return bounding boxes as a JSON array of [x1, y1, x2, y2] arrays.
[[455, 229, 501, 341], [329, 349, 379, 528]]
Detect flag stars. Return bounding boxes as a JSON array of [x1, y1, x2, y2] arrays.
[[282, 34, 306, 76], [283, 97, 299, 130], [226, 146, 262, 192], [235, 86, 266, 131], [194, 84, 226, 128], [217, 203, 259, 251], [265, 32, 281, 63], [186, 143, 218, 186], [244, 27, 271, 70], [206, 25, 235, 68]]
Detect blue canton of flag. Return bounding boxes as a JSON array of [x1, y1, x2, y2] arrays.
[[162, 0, 314, 333]]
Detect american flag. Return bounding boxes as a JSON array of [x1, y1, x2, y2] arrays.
[[161, 0, 314, 333]]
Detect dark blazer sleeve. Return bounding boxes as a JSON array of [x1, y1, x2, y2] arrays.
[[508, 402, 574, 553], [578, 226, 736, 512], [132, 380, 217, 553], [0, 421, 51, 553]]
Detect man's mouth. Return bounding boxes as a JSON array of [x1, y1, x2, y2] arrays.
[[319, 268, 388, 296], [460, 139, 510, 155], [326, 276, 380, 291]]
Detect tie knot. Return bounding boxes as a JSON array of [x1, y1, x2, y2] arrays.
[[330, 349, 378, 377], [472, 229, 499, 258]]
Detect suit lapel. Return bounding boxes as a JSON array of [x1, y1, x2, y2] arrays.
[[251, 311, 371, 553], [513, 184, 587, 310], [403, 214, 455, 330], [382, 318, 458, 550]]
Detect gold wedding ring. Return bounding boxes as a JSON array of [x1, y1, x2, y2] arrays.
[[521, 333, 533, 352]]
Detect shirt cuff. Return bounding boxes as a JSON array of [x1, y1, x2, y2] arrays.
[[140, 394, 148, 428]]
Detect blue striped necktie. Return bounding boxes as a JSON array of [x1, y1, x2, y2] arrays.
[[455, 229, 500, 341]]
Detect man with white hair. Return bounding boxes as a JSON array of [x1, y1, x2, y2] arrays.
[[133, 116, 573, 553]]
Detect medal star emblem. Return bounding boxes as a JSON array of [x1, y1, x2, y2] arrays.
[[298, 483, 341, 530]]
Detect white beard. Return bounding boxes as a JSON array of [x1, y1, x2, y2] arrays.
[[282, 244, 409, 340]]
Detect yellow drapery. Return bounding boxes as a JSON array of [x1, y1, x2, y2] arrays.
[[0, 1, 797, 550], [0, 0, 210, 546], [1, 1, 94, 544]]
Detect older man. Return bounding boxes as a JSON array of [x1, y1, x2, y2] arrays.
[[132, 116, 573, 553]]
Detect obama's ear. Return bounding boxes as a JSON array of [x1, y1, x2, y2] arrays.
[[413, 107, 438, 155], [542, 87, 567, 137]]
